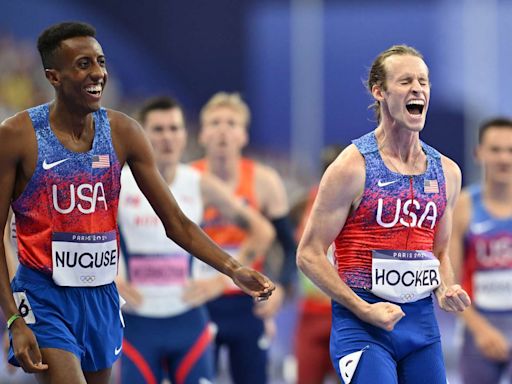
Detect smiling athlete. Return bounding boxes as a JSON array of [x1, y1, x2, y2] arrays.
[[297, 45, 470, 384], [0, 22, 274, 384]]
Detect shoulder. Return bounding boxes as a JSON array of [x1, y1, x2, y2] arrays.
[[0, 111, 35, 155], [437, 154, 462, 209], [105, 108, 141, 134], [325, 144, 366, 183], [105, 109, 148, 165], [253, 161, 283, 186], [1, 110, 33, 135], [440, 155, 462, 180]]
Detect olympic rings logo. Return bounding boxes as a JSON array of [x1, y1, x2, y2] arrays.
[[400, 293, 415, 302], [80, 275, 96, 283]]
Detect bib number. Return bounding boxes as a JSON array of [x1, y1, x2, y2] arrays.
[[52, 231, 118, 287], [129, 255, 189, 286], [473, 269, 512, 311], [371, 250, 440, 303], [13, 292, 35, 324]]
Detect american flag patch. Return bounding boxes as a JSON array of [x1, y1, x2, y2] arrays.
[[424, 179, 439, 193], [92, 155, 110, 169]]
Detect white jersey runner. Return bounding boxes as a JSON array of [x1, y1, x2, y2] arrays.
[[118, 165, 203, 317]]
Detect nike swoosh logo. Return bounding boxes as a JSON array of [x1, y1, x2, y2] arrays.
[[377, 180, 398, 187], [114, 346, 122, 355], [471, 221, 494, 235], [42, 158, 70, 170]]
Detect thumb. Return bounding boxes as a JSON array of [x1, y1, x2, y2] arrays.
[[30, 343, 47, 369]]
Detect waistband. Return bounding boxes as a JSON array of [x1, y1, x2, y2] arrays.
[[15, 264, 115, 289], [16, 264, 54, 285]]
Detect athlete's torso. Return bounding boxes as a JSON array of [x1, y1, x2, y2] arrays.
[[462, 185, 512, 311], [191, 158, 259, 247], [335, 131, 447, 289], [119, 164, 203, 317], [191, 158, 261, 293], [12, 103, 121, 286]]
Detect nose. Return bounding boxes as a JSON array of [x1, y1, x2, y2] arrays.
[[90, 61, 105, 81], [411, 79, 422, 93]]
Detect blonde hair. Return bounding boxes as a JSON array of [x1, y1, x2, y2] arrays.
[[366, 45, 425, 122], [200, 92, 251, 127]]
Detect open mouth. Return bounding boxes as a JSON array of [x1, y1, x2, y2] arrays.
[[405, 100, 424, 116], [84, 84, 102, 98]]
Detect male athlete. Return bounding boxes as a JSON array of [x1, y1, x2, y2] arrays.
[[297, 45, 470, 383], [0, 22, 274, 384], [450, 118, 512, 384], [117, 96, 274, 384], [190, 92, 297, 384]]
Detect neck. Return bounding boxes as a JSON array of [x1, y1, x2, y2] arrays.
[[205, 154, 241, 182], [483, 179, 512, 203], [50, 99, 93, 138], [375, 123, 421, 161], [159, 163, 178, 184]]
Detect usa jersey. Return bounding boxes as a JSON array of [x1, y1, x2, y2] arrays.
[[11, 103, 121, 284], [335, 131, 447, 289], [461, 185, 512, 311]]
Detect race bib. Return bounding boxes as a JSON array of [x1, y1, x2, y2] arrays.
[[52, 231, 118, 287], [473, 269, 512, 311], [371, 250, 440, 303], [129, 255, 189, 286]]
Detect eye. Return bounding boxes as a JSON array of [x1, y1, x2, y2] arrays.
[[77, 58, 90, 69], [98, 57, 106, 67], [151, 125, 164, 133]]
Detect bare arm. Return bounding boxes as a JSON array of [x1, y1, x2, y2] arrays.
[[110, 111, 274, 298], [434, 156, 471, 312], [3, 209, 16, 280], [450, 189, 509, 361], [0, 116, 47, 372], [201, 173, 275, 263], [297, 146, 404, 330], [256, 165, 297, 288]]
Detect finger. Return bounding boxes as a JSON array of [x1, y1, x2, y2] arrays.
[[458, 291, 471, 307], [16, 350, 47, 373], [444, 296, 464, 311], [251, 272, 274, 291]]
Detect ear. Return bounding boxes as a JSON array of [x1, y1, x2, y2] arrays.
[[372, 84, 385, 102], [45, 69, 60, 87]]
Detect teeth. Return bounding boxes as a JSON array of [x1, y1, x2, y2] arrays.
[[85, 85, 102, 93], [406, 100, 424, 106]]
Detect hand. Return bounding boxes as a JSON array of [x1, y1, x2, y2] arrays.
[[358, 302, 405, 331], [437, 284, 471, 312], [183, 277, 227, 307], [10, 320, 48, 373], [254, 284, 285, 318], [473, 321, 510, 362], [231, 266, 275, 300], [115, 279, 143, 308]]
